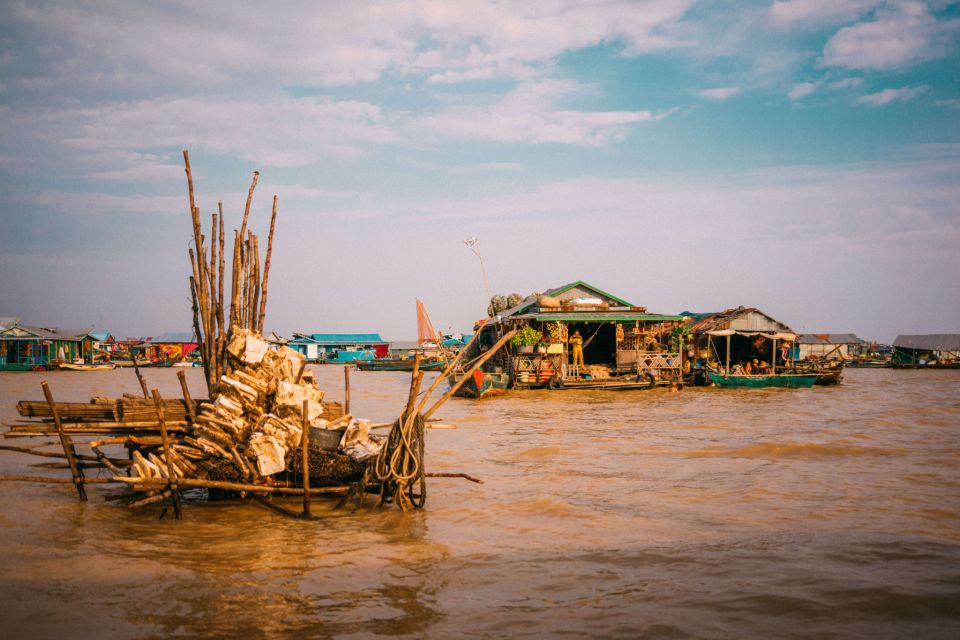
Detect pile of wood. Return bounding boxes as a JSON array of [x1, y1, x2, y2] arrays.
[[0, 150, 497, 520]]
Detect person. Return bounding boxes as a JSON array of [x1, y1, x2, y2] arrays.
[[744, 360, 753, 375], [731, 362, 745, 375], [569, 330, 584, 369], [757, 360, 771, 374]]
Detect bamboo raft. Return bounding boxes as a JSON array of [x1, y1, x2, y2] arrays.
[[0, 151, 498, 520]]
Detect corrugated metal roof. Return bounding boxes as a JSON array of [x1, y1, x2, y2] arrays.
[[686, 307, 794, 335], [893, 334, 960, 350], [500, 280, 636, 318], [151, 332, 196, 343], [0, 325, 90, 341], [0, 317, 19, 330], [797, 333, 860, 344]]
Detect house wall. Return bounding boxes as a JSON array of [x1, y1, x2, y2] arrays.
[[798, 343, 850, 360]]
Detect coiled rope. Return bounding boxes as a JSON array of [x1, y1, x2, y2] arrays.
[[374, 411, 426, 511]]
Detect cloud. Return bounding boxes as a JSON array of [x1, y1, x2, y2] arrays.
[[416, 79, 667, 146], [788, 81, 820, 100], [934, 98, 960, 108], [857, 85, 928, 106], [767, 0, 882, 28], [826, 77, 864, 90], [693, 86, 741, 101], [821, 1, 959, 70], [2, 0, 696, 97]]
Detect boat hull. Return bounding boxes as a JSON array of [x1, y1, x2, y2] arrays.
[[708, 372, 816, 388], [357, 359, 448, 372], [59, 363, 117, 371], [448, 370, 509, 398]]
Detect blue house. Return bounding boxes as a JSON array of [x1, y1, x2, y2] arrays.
[[287, 333, 389, 363]]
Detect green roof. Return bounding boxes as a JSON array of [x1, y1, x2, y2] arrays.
[[530, 313, 683, 322]]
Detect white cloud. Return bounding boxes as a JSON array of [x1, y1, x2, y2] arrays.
[[826, 77, 864, 90], [3, 0, 696, 96], [416, 80, 666, 146], [822, 1, 958, 70], [788, 81, 819, 100], [693, 86, 742, 101], [857, 85, 928, 106], [934, 98, 960, 108], [767, 0, 882, 28]]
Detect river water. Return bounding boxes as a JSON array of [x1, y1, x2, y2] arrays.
[[1, 367, 958, 638]]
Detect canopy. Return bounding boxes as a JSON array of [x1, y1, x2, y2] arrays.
[[706, 330, 796, 340]]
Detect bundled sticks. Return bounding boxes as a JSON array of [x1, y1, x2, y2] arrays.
[[183, 150, 278, 397]]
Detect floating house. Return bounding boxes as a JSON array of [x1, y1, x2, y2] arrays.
[[684, 307, 812, 386], [287, 333, 389, 363], [892, 334, 960, 368], [796, 333, 861, 361], [0, 321, 91, 370], [84, 331, 117, 362], [465, 281, 685, 391], [145, 332, 199, 362]]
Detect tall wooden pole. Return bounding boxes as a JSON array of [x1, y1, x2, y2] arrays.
[[301, 399, 311, 516], [41, 381, 86, 501], [177, 370, 195, 424], [343, 364, 351, 415]]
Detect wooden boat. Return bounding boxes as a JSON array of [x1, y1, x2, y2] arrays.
[[113, 359, 153, 368], [59, 362, 117, 371], [357, 358, 448, 372], [449, 369, 510, 398], [708, 371, 816, 388]]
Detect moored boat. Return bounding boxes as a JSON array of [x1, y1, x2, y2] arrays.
[[448, 369, 510, 398], [708, 371, 816, 388], [58, 362, 117, 371], [357, 358, 448, 372]]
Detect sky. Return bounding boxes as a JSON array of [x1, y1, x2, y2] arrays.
[[0, 0, 958, 343]]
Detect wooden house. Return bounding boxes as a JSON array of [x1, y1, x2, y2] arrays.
[[470, 280, 685, 390], [796, 333, 861, 361], [287, 333, 389, 363], [892, 334, 960, 367], [0, 321, 90, 370]]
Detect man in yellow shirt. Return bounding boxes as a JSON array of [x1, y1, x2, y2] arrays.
[[570, 330, 584, 368]]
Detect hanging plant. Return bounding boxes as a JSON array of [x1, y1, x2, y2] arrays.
[[511, 325, 543, 347]]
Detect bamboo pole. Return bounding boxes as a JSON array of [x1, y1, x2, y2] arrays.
[[41, 381, 86, 501], [257, 195, 278, 333], [151, 388, 182, 520], [133, 360, 149, 399], [177, 370, 195, 424], [250, 233, 260, 332], [344, 365, 351, 415], [0, 475, 112, 484], [423, 329, 516, 420], [301, 399, 311, 516], [114, 477, 352, 495], [414, 329, 482, 415]]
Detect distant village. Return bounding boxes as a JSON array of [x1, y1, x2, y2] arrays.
[[2, 280, 957, 376]]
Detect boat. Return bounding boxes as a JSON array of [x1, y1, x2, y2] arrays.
[[59, 362, 117, 371], [708, 371, 816, 388], [356, 358, 448, 372], [171, 360, 202, 367], [113, 359, 153, 368], [448, 369, 510, 398]]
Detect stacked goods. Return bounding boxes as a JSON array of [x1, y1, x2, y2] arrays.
[[125, 329, 383, 487]]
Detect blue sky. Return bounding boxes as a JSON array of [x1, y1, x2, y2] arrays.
[[1, 0, 958, 342]]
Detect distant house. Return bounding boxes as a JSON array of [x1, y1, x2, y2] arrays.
[[796, 333, 861, 361], [147, 332, 199, 362], [0, 321, 91, 370], [287, 333, 389, 363], [892, 334, 960, 367], [84, 331, 117, 361]]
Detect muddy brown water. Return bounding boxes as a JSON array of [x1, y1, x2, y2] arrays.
[[1, 367, 958, 638]]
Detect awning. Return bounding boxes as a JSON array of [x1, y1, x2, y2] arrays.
[[706, 330, 796, 340]]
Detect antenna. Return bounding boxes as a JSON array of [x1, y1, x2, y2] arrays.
[[463, 237, 493, 300]]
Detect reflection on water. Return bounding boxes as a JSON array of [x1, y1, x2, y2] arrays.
[[1, 367, 959, 638]]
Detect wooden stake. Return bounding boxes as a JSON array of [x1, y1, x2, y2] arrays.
[[177, 370, 195, 424], [151, 388, 182, 520], [41, 381, 86, 501], [344, 364, 351, 414], [257, 195, 278, 333], [301, 399, 311, 516], [133, 360, 149, 399]]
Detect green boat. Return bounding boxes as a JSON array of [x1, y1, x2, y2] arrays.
[[708, 371, 817, 388], [448, 369, 510, 398], [356, 358, 448, 372]]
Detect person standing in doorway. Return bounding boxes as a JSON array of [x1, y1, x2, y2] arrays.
[[570, 330, 584, 369]]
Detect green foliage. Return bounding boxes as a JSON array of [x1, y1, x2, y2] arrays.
[[511, 325, 543, 347]]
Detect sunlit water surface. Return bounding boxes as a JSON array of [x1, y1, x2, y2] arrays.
[[1, 367, 958, 638]]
